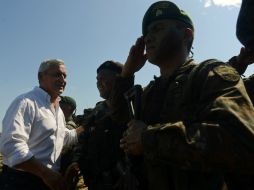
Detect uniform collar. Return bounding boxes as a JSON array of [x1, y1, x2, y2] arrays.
[[154, 59, 196, 83]]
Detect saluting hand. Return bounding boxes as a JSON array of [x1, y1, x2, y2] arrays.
[[122, 37, 147, 77], [120, 119, 147, 155], [237, 47, 254, 66]]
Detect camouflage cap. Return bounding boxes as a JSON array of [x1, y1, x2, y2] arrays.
[[142, 1, 194, 36], [97, 60, 123, 74], [60, 96, 77, 109]]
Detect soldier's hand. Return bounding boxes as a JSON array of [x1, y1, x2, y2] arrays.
[[120, 119, 147, 155], [237, 47, 254, 66], [42, 168, 67, 190], [122, 37, 147, 77]]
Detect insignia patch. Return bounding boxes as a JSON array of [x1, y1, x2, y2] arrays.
[[213, 65, 240, 82], [156, 9, 163, 16]]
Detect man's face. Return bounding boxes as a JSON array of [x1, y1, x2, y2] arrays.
[[96, 70, 115, 100], [39, 64, 67, 98], [144, 19, 184, 65]]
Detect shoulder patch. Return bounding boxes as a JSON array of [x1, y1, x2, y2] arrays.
[[213, 65, 240, 82]]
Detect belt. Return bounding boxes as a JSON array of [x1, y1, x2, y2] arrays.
[[2, 165, 28, 174]]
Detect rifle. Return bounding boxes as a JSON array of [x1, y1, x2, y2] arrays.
[[124, 85, 142, 120], [110, 85, 143, 190]]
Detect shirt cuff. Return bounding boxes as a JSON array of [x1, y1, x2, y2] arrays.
[[64, 128, 78, 147], [7, 148, 34, 167]]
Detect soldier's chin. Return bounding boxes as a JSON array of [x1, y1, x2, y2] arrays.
[[147, 55, 158, 65], [100, 92, 108, 99]]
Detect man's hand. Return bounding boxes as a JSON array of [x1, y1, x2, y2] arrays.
[[42, 169, 67, 190], [120, 120, 147, 155], [64, 162, 80, 190], [121, 37, 147, 77], [15, 157, 67, 190], [75, 126, 85, 135]]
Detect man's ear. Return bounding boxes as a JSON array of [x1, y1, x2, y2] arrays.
[[38, 72, 43, 84], [38, 72, 41, 80]]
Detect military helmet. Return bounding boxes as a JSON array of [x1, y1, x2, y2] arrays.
[[142, 1, 194, 36], [60, 96, 77, 110]]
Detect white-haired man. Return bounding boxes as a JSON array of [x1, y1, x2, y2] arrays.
[[0, 59, 83, 190]]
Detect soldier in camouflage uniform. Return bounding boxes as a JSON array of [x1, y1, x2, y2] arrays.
[[225, 49, 254, 190], [236, 0, 254, 51], [59, 96, 78, 176], [71, 61, 130, 190], [60, 96, 78, 130], [228, 47, 254, 103], [109, 1, 254, 190]]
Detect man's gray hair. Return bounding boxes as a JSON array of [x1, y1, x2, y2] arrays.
[[38, 59, 65, 73]]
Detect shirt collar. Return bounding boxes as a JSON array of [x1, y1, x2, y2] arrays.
[[33, 86, 52, 104]]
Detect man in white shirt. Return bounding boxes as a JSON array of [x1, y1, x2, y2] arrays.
[[0, 59, 83, 190]]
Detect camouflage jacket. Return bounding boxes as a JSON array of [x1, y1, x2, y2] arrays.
[[75, 101, 126, 188], [243, 74, 254, 104], [110, 59, 254, 190], [228, 56, 254, 106]]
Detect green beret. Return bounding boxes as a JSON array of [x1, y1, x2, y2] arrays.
[[60, 96, 77, 109], [142, 1, 194, 36], [97, 60, 123, 74]]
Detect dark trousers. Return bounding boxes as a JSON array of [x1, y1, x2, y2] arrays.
[[0, 165, 50, 190]]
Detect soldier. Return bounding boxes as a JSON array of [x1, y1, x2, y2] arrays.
[[59, 96, 78, 176], [109, 1, 254, 190], [225, 49, 254, 190], [228, 47, 254, 103], [68, 61, 132, 190], [60, 96, 78, 130]]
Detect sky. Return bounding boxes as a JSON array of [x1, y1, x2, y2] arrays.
[[0, 0, 251, 131]]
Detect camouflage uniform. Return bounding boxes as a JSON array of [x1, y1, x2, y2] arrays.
[[75, 101, 127, 190], [110, 59, 254, 190], [243, 74, 254, 103], [236, 0, 254, 50], [60, 116, 78, 174], [228, 56, 254, 104], [60, 96, 78, 175], [225, 59, 254, 190], [65, 117, 78, 130]]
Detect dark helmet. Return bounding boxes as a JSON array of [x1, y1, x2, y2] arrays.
[[142, 1, 194, 36]]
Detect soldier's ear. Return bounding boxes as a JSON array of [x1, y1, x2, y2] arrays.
[[184, 28, 194, 43]]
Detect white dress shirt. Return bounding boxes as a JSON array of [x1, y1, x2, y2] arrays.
[[0, 87, 77, 171]]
